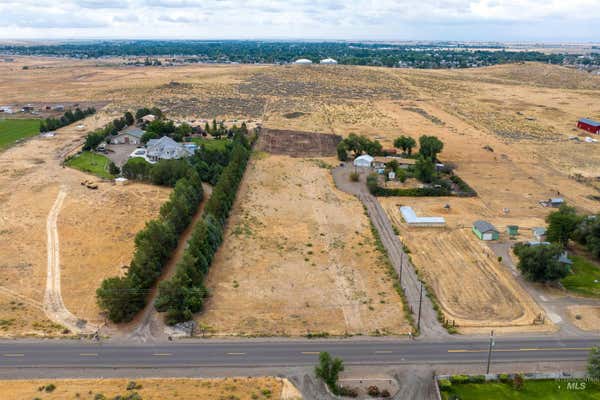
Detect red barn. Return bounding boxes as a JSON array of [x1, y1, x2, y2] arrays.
[[577, 118, 600, 134]]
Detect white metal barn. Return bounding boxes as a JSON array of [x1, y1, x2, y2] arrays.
[[353, 154, 374, 168], [400, 206, 446, 227]]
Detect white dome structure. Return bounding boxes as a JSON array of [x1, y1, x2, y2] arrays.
[[294, 58, 313, 65], [320, 58, 338, 65]]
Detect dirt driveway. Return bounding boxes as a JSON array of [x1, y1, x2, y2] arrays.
[[106, 143, 139, 167]]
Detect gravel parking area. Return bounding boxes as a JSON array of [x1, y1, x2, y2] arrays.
[[105, 143, 139, 167]]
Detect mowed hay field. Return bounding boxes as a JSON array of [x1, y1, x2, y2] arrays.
[[197, 154, 410, 336], [381, 197, 547, 333], [0, 377, 292, 400]]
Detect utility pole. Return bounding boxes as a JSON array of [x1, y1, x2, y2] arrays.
[[399, 252, 403, 285], [417, 282, 423, 332], [486, 330, 495, 374]]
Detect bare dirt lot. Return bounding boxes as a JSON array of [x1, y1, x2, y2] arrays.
[[566, 305, 600, 332], [196, 154, 411, 336], [257, 129, 342, 157], [0, 377, 292, 400]]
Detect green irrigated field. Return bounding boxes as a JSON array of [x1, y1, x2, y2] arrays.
[[65, 151, 114, 179], [442, 380, 600, 399], [0, 119, 40, 150], [562, 255, 600, 298]]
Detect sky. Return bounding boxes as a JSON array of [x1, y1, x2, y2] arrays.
[[0, 0, 599, 42]]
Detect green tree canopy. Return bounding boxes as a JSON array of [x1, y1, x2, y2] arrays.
[[418, 135, 444, 160], [393, 135, 417, 155], [546, 204, 582, 248], [315, 352, 345, 395], [514, 243, 570, 282], [414, 155, 436, 183]]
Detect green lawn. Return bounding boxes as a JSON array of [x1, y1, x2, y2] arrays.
[[65, 151, 114, 179], [561, 255, 600, 298], [0, 119, 41, 150], [190, 137, 229, 151], [443, 380, 600, 399]]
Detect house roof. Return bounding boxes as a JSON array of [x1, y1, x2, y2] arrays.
[[473, 220, 498, 233], [579, 118, 600, 127], [550, 197, 564, 203], [121, 126, 145, 138], [533, 227, 547, 235]]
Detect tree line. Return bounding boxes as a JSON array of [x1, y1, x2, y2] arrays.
[[40, 107, 95, 132], [154, 134, 252, 325], [4, 40, 597, 69], [514, 204, 600, 283], [96, 168, 205, 323]]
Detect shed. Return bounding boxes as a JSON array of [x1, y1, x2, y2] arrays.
[[506, 225, 519, 236], [532, 227, 547, 241], [549, 198, 564, 208], [353, 154, 374, 168], [472, 220, 499, 241], [577, 118, 600, 134]]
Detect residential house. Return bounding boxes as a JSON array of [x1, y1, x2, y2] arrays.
[[111, 127, 145, 145], [146, 136, 193, 162]]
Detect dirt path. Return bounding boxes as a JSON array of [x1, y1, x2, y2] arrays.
[[332, 164, 447, 338], [44, 188, 97, 334], [117, 183, 213, 342]]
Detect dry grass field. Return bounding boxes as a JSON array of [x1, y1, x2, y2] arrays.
[[196, 154, 411, 336], [1, 57, 600, 336], [567, 305, 600, 332], [0, 377, 293, 400], [380, 197, 549, 333], [0, 112, 169, 336]]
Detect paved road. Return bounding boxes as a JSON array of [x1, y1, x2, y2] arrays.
[[0, 337, 596, 370], [332, 165, 446, 338]]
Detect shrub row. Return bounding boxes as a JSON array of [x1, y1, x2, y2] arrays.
[[96, 168, 204, 323], [154, 137, 252, 325], [122, 158, 193, 187], [450, 175, 477, 197], [40, 107, 96, 132], [371, 185, 451, 197]]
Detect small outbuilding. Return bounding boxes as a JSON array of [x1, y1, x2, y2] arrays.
[[532, 227, 547, 241], [400, 206, 445, 227], [549, 197, 564, 208], [506, 225, 519, 236], [577, 118, 600, 134], [353, 154, 374, 168], [111, 127, 145, 145], [472, 220, 499, 241]]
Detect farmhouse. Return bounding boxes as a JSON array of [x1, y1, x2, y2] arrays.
[[472, 220, 499, 241], [400, 206, 445, 227], [353, 154, 374, 168], [146, 136, 193, 161], [577, 118, 600, 134], [110, 127, 145, 145]]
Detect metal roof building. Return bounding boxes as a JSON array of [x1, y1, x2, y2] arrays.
[[400, 206, 445, 227]]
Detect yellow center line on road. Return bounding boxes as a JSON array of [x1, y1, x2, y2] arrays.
[[448, 347, 593, 353], [3, 354, 24, 357], [301, 352, 320, 355], [79, 353, 98, 357], [226, 352, 246, 355], [152, 353, 172, 356]]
